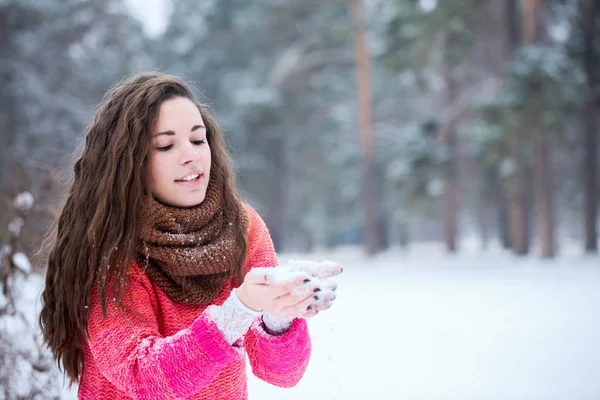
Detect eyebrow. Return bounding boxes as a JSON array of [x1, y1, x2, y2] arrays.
[[153, 124, 205, 138]]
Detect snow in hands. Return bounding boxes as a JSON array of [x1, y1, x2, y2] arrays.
[[254, 259, 342, 284], [286, 259, 342, 279], [252, 259, 342, 315]]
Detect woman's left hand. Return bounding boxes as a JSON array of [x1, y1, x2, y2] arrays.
[[263, 287, 323, 320], [266, 259, 343, 319]]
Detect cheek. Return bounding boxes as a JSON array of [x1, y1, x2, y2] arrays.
[[148, 154, 166, 187], [199, 145, 211, 169]]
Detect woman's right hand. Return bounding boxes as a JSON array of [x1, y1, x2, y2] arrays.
[[235, 268, 319, 320]]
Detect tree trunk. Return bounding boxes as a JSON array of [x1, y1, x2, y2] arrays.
[[525, 0, 555, 258], [497, 193, 511, 249], [443, 132, 459, 252], [268, 137, 286, 252], [350, 0, 380, 255], [507, 162, 529, 254], [582, 0, 598, 252], [533, 125, 555, 257], [440, 33, 460, 253], [475, 200, 489, 250], [506, 0, 529, 255]]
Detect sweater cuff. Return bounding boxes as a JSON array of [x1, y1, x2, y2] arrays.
[[251, 315, 305, 343], [262, 311, 293, 336], [190, 313, 243, 364], [206, 289, 263, 345]]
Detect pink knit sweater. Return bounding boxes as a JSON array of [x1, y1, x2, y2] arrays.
[[78, 204, 312, 399]]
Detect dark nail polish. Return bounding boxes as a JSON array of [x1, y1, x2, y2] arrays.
[[307, 305, 312, 311], [340, 267, 343, 273], [313, 295, 319, 300], [313, 288, 321, 293], [303, 278, 311, 283]]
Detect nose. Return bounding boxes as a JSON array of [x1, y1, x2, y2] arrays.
[[180, 141, 200, 165]]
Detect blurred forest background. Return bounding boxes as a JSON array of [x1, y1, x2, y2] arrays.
[[2, 0, 600, 267], [1, 0, 600, 397]]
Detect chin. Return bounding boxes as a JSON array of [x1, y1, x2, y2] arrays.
[[154, 186, 208, 208], [180, 193, 207, 208]]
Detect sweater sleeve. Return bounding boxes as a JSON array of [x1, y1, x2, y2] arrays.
[[86, 269, 241, 400], [241, 203, 312, 387]]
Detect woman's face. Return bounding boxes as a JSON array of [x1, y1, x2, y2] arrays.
[[147, 97, 212, 208]]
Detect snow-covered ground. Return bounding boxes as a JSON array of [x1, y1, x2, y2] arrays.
[[4, 243, 600, 399], [261, 245, 600, 400]]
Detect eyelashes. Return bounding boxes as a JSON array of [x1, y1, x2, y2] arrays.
[[155, 139, 206, 152]]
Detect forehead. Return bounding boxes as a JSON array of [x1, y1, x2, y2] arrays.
[[154, 97, 204, 130]]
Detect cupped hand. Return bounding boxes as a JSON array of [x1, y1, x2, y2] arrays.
[[237, 261, 343, 320], [235, 267, 316, 316], [285, 260, 342, 318]]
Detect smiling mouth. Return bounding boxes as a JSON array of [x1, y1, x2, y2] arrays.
[[176, 173, 201, 182]]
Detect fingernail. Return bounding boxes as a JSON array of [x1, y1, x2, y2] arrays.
[[303, 278, 311, 283], [313, 295, 319, 300], [307, 305, 312, 311], [340, 267, 343, 273], [313, 288, 321, 293]]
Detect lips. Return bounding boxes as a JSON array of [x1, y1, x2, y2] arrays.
[[175, 171, 202, 182]]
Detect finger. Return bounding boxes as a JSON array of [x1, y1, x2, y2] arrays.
[[310, 279, 338, 294], [279, 294, 317, 319], [267, 267, 311, 285], [300, 309, 319, 319], [243, 267, 274, 285], [312, 290, 336, 311], [313, 260, 343, 279], [324, 279, 338, 292], [245, 267, 309, 286], [273, 286, 320, 309], [271, 275, 313, 297], [312, 288, 335, 302], [314, 300, 334, 312], [290, 277, 322, 296], [314, 295, 336, 312]]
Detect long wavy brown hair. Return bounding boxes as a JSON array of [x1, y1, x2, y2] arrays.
[[38, 71, 248, 385]]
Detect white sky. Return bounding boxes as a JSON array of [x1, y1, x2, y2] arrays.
[[419, 0, 438, 12], [125, 0, 439, 37], [124, 0, 171, 38]]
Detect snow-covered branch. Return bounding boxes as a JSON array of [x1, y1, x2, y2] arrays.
[[1, 192, 36, 316]]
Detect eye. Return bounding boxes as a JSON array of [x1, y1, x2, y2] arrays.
[[156, 145, 173, 151], [192, 139, 206, 145]]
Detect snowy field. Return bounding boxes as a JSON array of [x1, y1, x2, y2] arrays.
[[259, 245, 600, 400], [3, 242, 600, 399]]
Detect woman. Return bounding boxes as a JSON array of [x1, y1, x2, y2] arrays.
[[38, 71, 340, 399]]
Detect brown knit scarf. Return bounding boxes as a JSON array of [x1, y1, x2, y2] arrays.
[[137, 172, 248, 305]]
